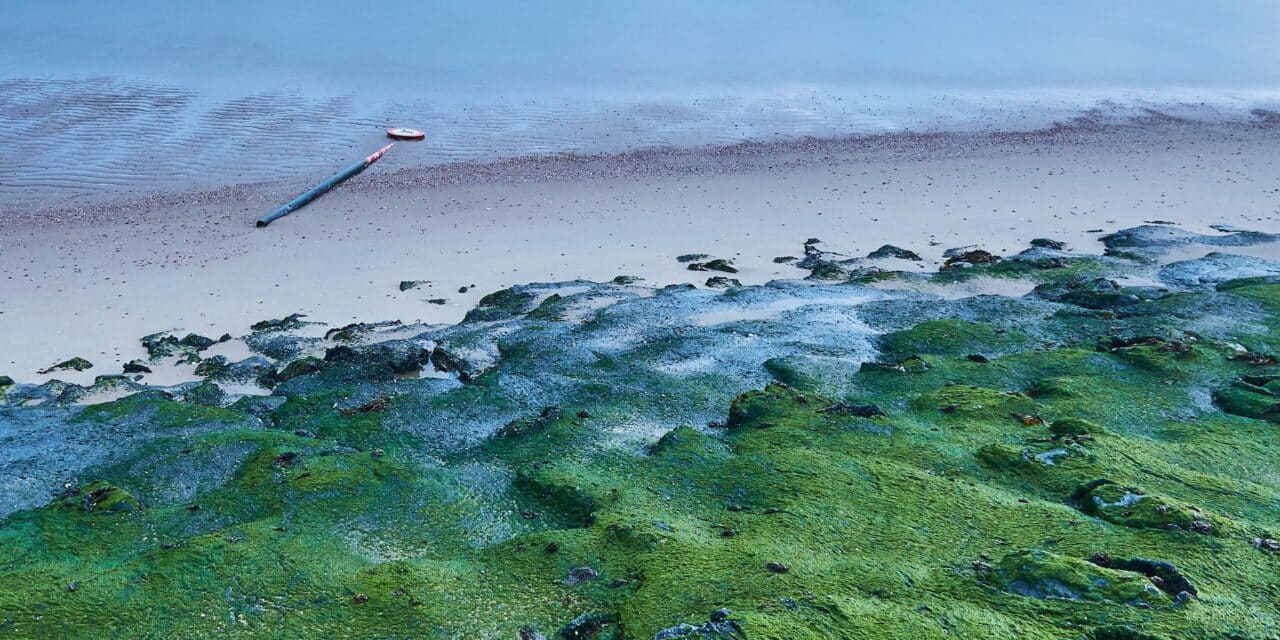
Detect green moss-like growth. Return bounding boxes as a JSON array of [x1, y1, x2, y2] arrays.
[[1050, 417, 1100, 437], [986, 549, 1167, 607], [879, 319, 1032, 360], [11, 254, 1280, 638], [912, 383, 1039, 421]]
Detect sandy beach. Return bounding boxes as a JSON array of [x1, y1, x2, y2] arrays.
[[3, 117, 1279, 383]]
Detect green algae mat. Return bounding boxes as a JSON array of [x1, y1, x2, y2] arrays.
[[3, 229, 1280, 639]]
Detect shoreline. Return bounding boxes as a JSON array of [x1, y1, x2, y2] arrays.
[[5, 111, 1280, 222], [3, 118, 1279, 383]]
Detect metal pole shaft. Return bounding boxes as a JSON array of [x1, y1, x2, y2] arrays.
[[256, 143, 394, 227]]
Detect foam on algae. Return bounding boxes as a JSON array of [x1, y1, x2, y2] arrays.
[[3, 231, 1280, 638]]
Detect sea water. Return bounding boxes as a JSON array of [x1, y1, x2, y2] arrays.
[[2, 0, 1278, 205]]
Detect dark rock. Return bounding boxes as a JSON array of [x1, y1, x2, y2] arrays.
[[427, 299, 447, 305], [1159, 252, 1280, 289], [431, 344, 487, 382], [276, 357, 324, 383], [272, 452, 301, 468], [966, 354, 990, 363], [339, 395, 390, 416], [399, 280, 428, 291], [325, 320, 402, 342], [544, 542, 560, 554], [1086, 625, 1165, 640], [38, 357, 93, 374], [140, 333, 183, 360], [1102, 224, 1278, 254], [772, 256, 797, 263], [942, 249, 1001, 270], [250, 313, 308, 332], [1032, 278, 1144, 310], [183, 382, 225, 406], [178, 334, 217, 350], [867, 244, 922, 261], [765, 562, 789, 573], [465, 287, 539, 321], [705, 276, 742, 289], [352, 593, 368, 604], [611, 275, 643, 285], [122, 360, 152, 374], [563, 566, 600, 586], [519, 627, 548, 640], [942, 245, 977, 258], [1252, 537, 1280, 552], [653, 608, 743, 639], [1030, 238, 1068, 250], [860, 356, 931, 374], [557, 612, 617, 640], [206, 356, 276, 388], [687, 259, 738, 274], [1089, 554, 1197, 598], [0, 375, 12, 388], [193, 355, 228, 377], [677, 253, 712, 263], [821, 402, 886, 418]]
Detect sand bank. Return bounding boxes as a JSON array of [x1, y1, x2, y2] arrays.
[[2, 119, 1279, 382]]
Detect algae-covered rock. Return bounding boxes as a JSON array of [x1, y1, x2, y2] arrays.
[[653, 609, 743, 639], [1101, 224, 1277, 255], [1160, 252, 1280, 289], [914, 383, 1038, 420], [61, 481, 140, 514], [1080, 483, 1220, 535], [182, 381, 225, 406], [464, 287, 539, 321], [687, 258, 738, 274], [1049, 417, 1099, 437], [726, 383, 796, 429], [986, 549, 1167, 607], [557, 612, 620, 640], [677, 253, 712, 263], [1090, 553, 1197, 600], [1031, 238, 1068, 250], [866, 244, 922, 261], [878, 319, 1031, 360], [38, 357, 93, 374], [250, 313, 308, 332], [1033, 277, 1144, 310], [276, 356, 325, 383], [942, 249, 1001, 270], [705, 276, 741, 289], [860, 355, 932, 374], [1214, 377, 1280, 423]]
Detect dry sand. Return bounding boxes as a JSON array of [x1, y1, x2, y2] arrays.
[[2, 119, 1279, 384]]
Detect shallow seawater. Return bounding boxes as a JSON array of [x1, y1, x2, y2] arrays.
[[2, 0, 1279, 205]]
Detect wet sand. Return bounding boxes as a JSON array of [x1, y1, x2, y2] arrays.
[[3, 119, 1279, 383]]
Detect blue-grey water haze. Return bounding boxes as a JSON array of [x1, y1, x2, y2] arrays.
[[2, 0, 1279, 204]]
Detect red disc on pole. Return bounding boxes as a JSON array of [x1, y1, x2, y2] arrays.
[[386, 127, 425, 140]]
